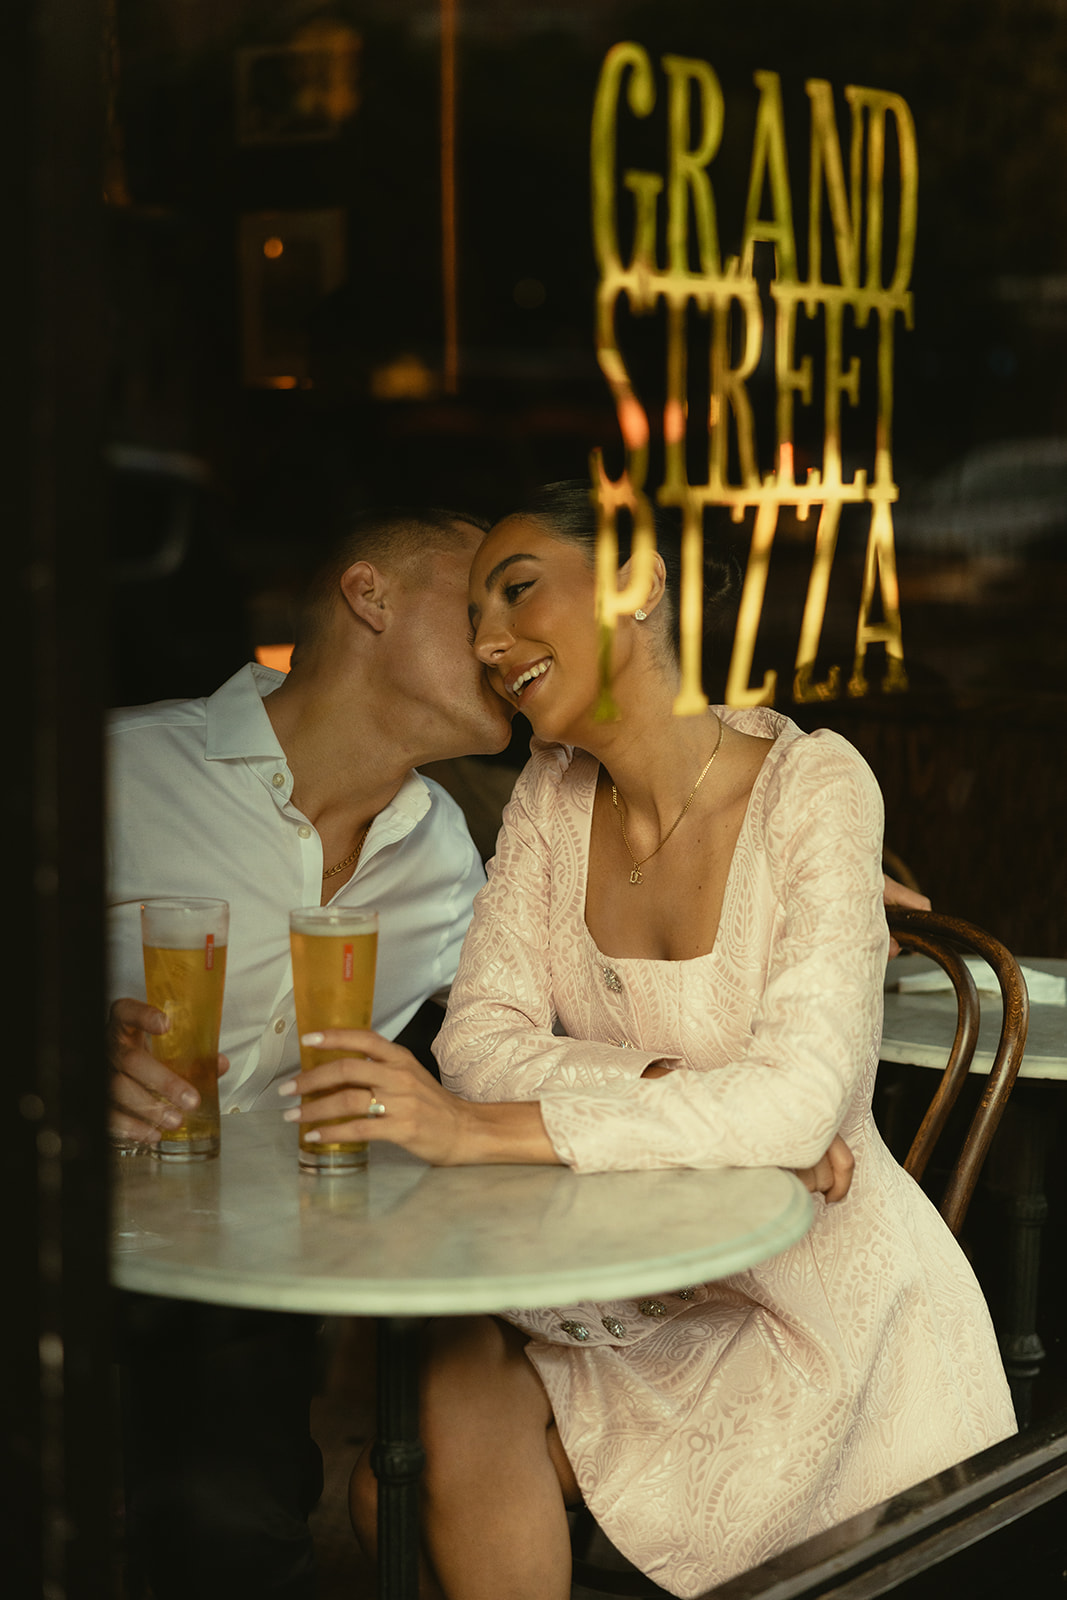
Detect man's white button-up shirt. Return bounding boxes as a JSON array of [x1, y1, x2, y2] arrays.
[[106, 663, 486, 1110]]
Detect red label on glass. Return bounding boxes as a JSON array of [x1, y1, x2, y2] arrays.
[[205, 934, 215, 970], [343, 943, 353, 981]]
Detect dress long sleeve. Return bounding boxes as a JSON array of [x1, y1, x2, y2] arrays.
[[437, 725, 888, 1173]]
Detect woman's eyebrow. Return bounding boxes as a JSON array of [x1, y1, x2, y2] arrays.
[[482, 553, 538, 590]]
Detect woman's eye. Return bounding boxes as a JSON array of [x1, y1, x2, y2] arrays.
[[504, 580, 533, 603]]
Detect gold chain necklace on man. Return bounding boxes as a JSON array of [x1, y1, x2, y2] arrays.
[[322, 825, 371, 880], [610, 718, 724, 885]]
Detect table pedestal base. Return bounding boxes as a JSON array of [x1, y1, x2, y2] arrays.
[[372, 1316, 425, 1600]]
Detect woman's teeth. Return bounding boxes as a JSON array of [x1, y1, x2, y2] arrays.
[[509, 660, 550, 696]]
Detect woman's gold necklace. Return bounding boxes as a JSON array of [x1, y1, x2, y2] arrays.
[[610, 718, 724, 886], [322, 825, 371, 880]]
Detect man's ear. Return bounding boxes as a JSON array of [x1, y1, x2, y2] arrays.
[[339, 561, 390, 634], [616, 549, 668, 618]]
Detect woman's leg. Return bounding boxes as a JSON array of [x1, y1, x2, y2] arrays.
[[349, 1314, 578, 1600]]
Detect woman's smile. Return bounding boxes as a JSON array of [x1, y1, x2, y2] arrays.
[[506, 656, 552, 701]]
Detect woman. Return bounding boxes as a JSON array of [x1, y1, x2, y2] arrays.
[[280, 482, 1015, 1599]]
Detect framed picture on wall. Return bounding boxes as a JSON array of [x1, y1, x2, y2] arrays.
[[235, 28, 360, 145]]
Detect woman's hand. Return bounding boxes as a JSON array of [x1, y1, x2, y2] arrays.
[[278, 1031, 557, 1167], [795, 1134, 854, 1203]]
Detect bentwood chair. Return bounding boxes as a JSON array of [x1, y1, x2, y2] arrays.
[[886, 907, 1030, 1237]]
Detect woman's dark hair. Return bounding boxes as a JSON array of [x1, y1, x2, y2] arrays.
[[510, 480, 740, 649]]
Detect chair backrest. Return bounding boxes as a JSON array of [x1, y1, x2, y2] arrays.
[[886, 907, 1030, 1236]]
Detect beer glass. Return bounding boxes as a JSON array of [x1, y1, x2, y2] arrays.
[[289, 907, 378, 1171], [140, 897, 229, 1161]]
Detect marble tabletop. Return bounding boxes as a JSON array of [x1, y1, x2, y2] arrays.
[[882, 955, 1067, 1080], [110, 1112, 814, 1318]]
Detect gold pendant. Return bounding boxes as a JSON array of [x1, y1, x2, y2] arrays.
[[629, 866, 643, 885]]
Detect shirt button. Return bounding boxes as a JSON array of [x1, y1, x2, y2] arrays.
[[297, 825, 311, 839], [559, 1321, 591, 1342], [228, 1106, 241, 1114], [273, 1018, 286, 1034], [272, 772, 286, 788], [638, 1299, 667, 1318]]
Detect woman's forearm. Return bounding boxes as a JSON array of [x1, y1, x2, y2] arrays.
[[460, 1099, 562, 1166]]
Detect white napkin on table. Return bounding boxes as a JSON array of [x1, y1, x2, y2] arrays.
[[895, 957, 1066, 1006]]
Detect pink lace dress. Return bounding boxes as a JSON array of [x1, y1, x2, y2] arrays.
[[435, 708, 1016, 1598]]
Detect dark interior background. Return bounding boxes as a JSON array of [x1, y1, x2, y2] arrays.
[[12, 2, 1067, 1592], [104, 0, 1067, 956]]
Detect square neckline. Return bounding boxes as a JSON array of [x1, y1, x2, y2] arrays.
[[576, 710, 788, 969]]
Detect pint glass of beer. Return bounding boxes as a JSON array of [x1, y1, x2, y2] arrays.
[[140, 897, 229, 1161], [289, 907, 378, 1171]]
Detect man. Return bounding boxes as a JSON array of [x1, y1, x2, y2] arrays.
[[108, 504, 513, 1133], [108, 505, 514, 1599]]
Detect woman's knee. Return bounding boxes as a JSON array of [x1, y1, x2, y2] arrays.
[[419, 1316, 550, 1469]]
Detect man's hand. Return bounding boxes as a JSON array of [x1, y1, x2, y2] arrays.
[[795, 1134, 854, 1203], [883, 873, 932, 958], [107, 997, 228, 1145]]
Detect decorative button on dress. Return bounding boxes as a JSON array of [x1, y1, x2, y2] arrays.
[[436, 710, 1016, 1599]]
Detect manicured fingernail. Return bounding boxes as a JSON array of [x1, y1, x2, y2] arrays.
[[303, 1129, 321, 1142], [301, 1032, 325, 1046], [162, 1109, 182, 1128], [282, 1108, 301, 1123], [277, 1080, 297, 1097], [180, 1091, 198, 1110]]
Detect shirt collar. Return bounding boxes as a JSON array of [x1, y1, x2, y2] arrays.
[[201, 660, 432, 830], [385, 768, 432, 828], [204, 662, 288, 761]]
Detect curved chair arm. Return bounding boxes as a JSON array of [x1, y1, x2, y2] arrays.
[[887, 908, 1030, 1236]]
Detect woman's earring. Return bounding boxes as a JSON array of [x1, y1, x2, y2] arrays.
[[634, 609, 648, 622]]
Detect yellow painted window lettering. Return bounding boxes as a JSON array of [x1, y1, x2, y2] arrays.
[[588, 43, 916, 714]]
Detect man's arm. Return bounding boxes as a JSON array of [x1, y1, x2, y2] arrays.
[[883, 872, 932, 958]]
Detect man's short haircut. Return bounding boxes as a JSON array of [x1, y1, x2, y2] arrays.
[[295, 504, 490, 653]]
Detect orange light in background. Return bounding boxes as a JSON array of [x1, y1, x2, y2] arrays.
[[255, 644, 294, 672], [370, 353, 438, 401], [263, 236, 284, 259]]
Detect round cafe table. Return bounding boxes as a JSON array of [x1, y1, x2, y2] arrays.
[[111, 1111, 813, 1600], [881, 955, 1067, 1423]]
